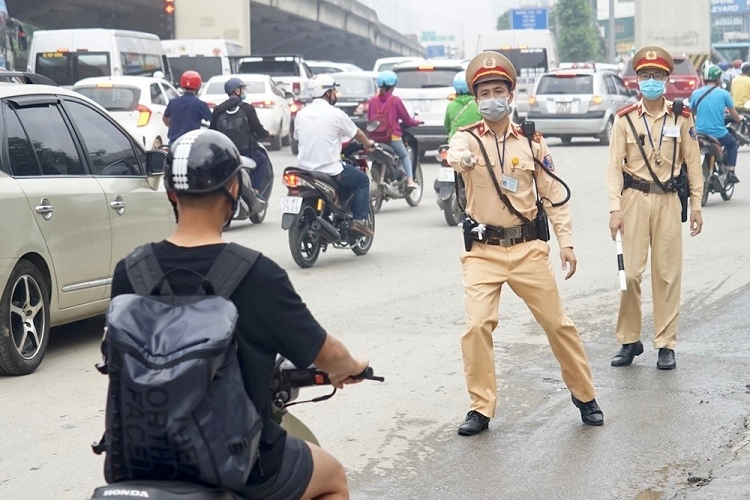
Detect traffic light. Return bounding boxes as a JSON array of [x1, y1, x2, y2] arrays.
[[164, 0, 175, 15], [162, 0, 176, 38]]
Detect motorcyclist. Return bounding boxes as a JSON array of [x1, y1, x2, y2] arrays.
[[210, 77, 273, 196], [731, 62, 750, 111], [690, 64, 743, 184], [294, 74, 376, 237], [110, 129, 369, 500], [444, 71, 482, 140], [368, 70, 422, 190], [163, 70, 212, 144]]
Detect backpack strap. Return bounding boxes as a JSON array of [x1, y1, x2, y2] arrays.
[[205, 243, 261, 298], [124, 244, 171, 296]]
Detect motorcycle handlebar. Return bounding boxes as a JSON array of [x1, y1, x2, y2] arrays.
[[284, 366, 384, 388]]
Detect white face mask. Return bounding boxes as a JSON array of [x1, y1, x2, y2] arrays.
[[478, 97, 510, 122]]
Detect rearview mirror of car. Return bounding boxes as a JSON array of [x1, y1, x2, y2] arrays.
[[146, 150, 167, 176]]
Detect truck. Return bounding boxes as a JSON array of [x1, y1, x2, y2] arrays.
[[634, 0, 712, 71], [162, 39, 244, 82], [476, 30, 559, 120]]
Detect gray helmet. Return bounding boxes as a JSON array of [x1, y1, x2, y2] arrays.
[[224, 77, 245, 95]]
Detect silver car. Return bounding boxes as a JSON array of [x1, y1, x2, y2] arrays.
[[526, 69, 637, 145], [0, 81, 174, 376]]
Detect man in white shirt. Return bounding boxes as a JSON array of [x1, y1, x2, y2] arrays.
[[294, 74, 375, 236]]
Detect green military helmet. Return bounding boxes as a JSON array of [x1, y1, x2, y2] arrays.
[[703, 64, 723, 82]]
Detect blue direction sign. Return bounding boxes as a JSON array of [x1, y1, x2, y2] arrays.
[[426, 45, 446, 58], [511, 8, 549, 30]]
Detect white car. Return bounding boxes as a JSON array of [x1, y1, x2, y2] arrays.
[[307, 61, 363, 74], [73, 76, 179, 150], [199, 74, 292, 151], [373, 56, 424, 73]]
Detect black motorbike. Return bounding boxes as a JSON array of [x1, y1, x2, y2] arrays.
[[698, 129, 735, 206], [225, 146, 274, 228], [433, 144, 466, 226], [368, 123, 423, 213], [279, 142, 375, 268], [727, 108, 750, 147], [88, 360, 384, 499]]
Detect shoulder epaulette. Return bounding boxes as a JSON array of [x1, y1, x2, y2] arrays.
[[617, 103, 638, 117], [517, 126, 543, 143], [458, 120, 483, 132], [667, 103, 692, 119]]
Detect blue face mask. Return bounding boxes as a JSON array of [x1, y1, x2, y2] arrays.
[[639, 79, 666, 100]]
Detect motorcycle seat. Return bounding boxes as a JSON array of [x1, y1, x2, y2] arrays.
[[89, 480, 242, 500], [284, 167, 339, 187], [377, 143, 397, 156], [696, 133, 722, 146]]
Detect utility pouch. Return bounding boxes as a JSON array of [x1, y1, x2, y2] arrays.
[[674, 164, 689, 223], [535, 200, 551, 242], [462, 214, 477, 251]]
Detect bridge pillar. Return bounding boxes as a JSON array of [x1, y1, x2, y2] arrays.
[[174, 0, 251, 52]]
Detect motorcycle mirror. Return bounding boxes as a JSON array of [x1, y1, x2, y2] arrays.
[[744, 100, 750, 108], [366, 121, 380, 133]]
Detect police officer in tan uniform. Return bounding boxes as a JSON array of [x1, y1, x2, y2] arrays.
[[607, 45, 703, 370], [447, 52, 602, 436]]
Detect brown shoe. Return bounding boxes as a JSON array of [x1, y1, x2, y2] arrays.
[[350, 220, 374, 237]]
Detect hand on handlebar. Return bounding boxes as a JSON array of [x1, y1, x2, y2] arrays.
[[328, 357, 369, 389]]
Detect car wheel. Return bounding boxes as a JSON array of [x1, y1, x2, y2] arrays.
[[282, 132, 290, 147], [599, 118, 614, 146], [0, 260, 51, 376], [269, 124, 283, 151], [560, 136, 573, 144], [152, 137, 163, 150]]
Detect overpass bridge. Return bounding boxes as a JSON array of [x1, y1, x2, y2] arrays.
[[6, 0, 424, 67]]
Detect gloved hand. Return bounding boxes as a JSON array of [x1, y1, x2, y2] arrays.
[[461, 151, 477, 169]]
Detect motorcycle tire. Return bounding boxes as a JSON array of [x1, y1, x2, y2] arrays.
[[250, 206, 267, 224], [721, 180, 735, 201], [370, 163, 385, 214], [289, 206, 322, 268], [443, 192, 461, 226], [352, 206, 375, 256], [405, 162, 423, 207]]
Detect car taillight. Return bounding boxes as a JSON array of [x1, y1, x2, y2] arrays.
[[283, 173, 301, 187], [290, 101, 305, 114], [592, 95, 604, 105], [688, 79, 696, 89], [252, 99, 275, 109], [354, 102, 369, 115], [293, 82, 301, 94], [136, 105, 151, 127], [528, 96, 536, 106]]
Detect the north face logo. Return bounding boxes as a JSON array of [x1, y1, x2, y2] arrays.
[[102, 490, 150, 498]]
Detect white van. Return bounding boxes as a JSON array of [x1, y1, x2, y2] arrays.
[[162, 39, 244, 82], [476, 30, 559, 120], [27, 29, 172, 87]]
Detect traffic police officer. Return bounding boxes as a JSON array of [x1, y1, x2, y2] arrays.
[[447, 51, 602, 436], [607, 45, 703, 371]]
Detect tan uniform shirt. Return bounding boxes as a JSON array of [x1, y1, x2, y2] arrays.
[[447, 120, 573, 249], [607, 99, 703, 212]]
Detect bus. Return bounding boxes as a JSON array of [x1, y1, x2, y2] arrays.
[[27, 29, 172, 87], [162, 39, 244, 83], [476, 30, 559, 120]]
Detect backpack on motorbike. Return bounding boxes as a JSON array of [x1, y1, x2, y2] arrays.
[[92, 243, 261, 492], [215, 103, 253, 155], [368, 96, 396, 143]]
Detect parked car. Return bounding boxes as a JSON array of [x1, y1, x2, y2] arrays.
[[527, 69, 637, 145], [373, 56, 423, 73], [392, 60, 464, 155], [199, 73, 292, 151], [307, 60, 363, 74], [73, 76, 179, 150], [332, 71, 378, 130], [621, 56, 702, 103], [0, 78, 174, 376]]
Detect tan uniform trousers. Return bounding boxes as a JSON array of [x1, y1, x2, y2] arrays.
[[461, 239, 596, 418], [616, 188, 682, 350]]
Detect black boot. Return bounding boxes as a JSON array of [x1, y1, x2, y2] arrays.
[[727, 171, 740, 184], [571, 396, 604, 426], [611, 341, 644, 366], [457, 410, 490, 436], [657, 347, 676, 370]]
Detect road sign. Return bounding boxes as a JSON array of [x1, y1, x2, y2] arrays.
[[710, 0, 750, 15], [427, 45, 446, 58], [511, 8, 549, 30]]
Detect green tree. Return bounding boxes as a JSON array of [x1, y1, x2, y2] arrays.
[[553, 0, 604, 61], [497, 10, 511, 30]]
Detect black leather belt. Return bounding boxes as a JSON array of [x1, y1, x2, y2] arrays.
[[472, 222, 539, 247], [623, 173, 674, 194]]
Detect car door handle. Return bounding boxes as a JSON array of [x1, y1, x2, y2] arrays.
[[35, 198, 54, 220], [110, 197, 127, 215]]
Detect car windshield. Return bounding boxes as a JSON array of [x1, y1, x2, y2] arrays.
[[238, 58, 299, 77], [623, 59, 696, 76], [75, 86, 141, 111], [169, 57, 223, 82], [536, 75, 594, 95], [395, 68, 460, 89], [204, 80, 265, 95], [335, 76, 375, 96], [36, 51, 111, 86]]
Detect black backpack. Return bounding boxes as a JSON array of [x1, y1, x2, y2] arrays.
[[215, 103, 253, 154], [93, 243, 261, 492]]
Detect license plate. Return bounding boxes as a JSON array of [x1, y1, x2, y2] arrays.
[[438, 167, 455, 182], [278, 196, 303, 214], [556, 102, 571, 114], [416, 100, 432, 112]]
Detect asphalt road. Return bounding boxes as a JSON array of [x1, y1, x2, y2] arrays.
[[1, 138, 749, 499]]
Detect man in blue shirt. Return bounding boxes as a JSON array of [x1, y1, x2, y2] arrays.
[[163, 71, 212, 144], [690, 64, 743, 183]]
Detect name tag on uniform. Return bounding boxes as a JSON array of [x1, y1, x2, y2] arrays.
[[664, 126, 680, 138], [501, 175, 519, 193]]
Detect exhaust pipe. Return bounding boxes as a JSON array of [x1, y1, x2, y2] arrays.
[[310, 216, 341, 241], [380, 182, 401, 198]]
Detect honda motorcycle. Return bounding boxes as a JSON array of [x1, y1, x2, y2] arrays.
[[88, 360, 384, 499], [698, 129, 735, 206], [279, 142, 376, 268], [368, 122, 423, 213], [226, 146, 274, 228], [433, 145, 466, 226]]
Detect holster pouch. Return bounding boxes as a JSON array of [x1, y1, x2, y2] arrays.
[[674, 166, 689, 223], [535, 201, 551, 242], [462, 214, 477, 251]]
